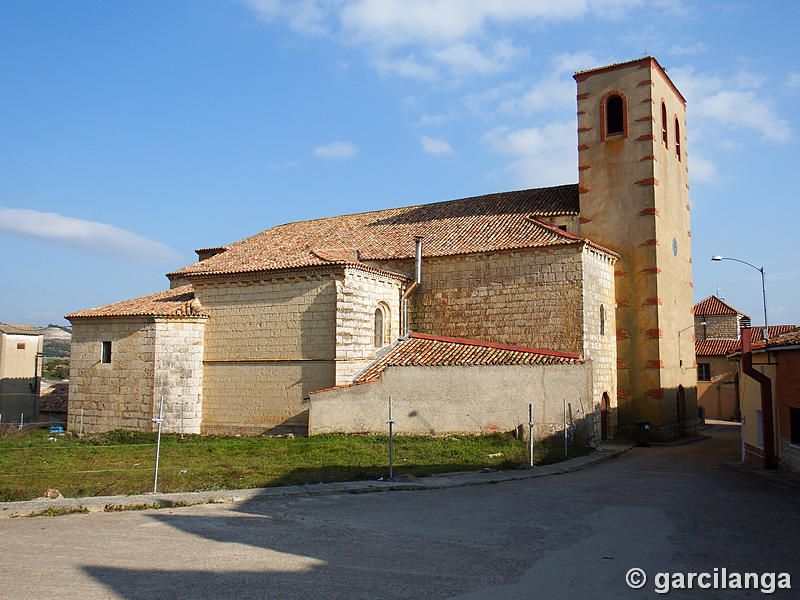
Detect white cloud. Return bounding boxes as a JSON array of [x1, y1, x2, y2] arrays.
[[689, 155, 717, 184], [499, 77, 574, 115], [551, 51, 599, 75], [471, 52, 597, 118], [313, 140, 358, 159], [372, 56, 438, 81], [433, 39, 524, 76], [243, 0, 331, 35], [670, 66, 791, 143], [695, 90, 790, 143], [420, 135, 455, 155], [787, 73, 800, 89], [243, 1, 657, 80], [0, 207, 181, 264], [482, 121, 576, 187], [668, 41, 707, 56]]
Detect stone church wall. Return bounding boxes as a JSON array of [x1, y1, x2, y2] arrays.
[[194, 271, 339, 435], [153, 319, 206, 434], [67, 318, 157, 432], [376, 246, 586, 354], [335, 267, 404, 385], [581, 246, 618, 435]]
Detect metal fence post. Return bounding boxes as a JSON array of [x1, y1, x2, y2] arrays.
[[387, 396, 394, 481], [563, 398, 568, 458], [528, 402, 534, 467], [153, 395, 164, 493]]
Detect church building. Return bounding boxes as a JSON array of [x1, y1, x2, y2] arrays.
[[66, 56, 699, 441]]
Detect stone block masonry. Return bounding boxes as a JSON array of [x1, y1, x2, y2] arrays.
[[68, 318, 158, 432], [335, 267, 404, 385], [375, 246, 588, 355], [153, 319, 205, 434], [194, 271, 339, 434]]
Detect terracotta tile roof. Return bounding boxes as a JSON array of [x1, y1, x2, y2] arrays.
[[352, 332, 582, 384], [39, 383, 68, 413], [66, 285, 209, 319], [764, 327, 800, 349], [168, 185, 602, 279], [692, 295, 747, 317], [741, 325, 798, 351], [695, 338, 739, 357], [0, 323, 41, 336]]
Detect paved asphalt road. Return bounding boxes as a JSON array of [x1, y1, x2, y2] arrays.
[[1, 424, 797, 599]]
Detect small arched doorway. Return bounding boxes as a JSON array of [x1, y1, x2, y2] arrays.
[[600, 392, 610, 441]]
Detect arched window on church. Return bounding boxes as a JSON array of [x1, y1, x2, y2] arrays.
[[674, 118, 681, 161], [605, 95, 624, 136], [661, 102, 668, 147], [600, 304, 605, 336], [374, 308, 384, 348], [374, 302, 391, 348]]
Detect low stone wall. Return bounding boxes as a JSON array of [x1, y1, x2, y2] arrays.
[[309, 363, 600, 441]]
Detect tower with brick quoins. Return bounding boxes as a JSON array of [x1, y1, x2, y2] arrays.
[[574, 57, 698, 439]]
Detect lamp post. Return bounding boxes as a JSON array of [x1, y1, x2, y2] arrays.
[[710, 256, 768, 341], [711, 255, 772, 467]]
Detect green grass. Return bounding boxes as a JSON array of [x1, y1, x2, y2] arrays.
[[0, 429, 587, 502]]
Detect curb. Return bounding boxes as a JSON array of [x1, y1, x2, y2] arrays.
[[0, 444, 633, 518]]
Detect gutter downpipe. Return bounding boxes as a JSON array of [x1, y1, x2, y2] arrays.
[[741, 328, 777, 469], [401, 237, 423, 336]]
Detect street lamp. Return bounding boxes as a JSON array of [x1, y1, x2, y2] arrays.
[[710, 256, 768, 341]]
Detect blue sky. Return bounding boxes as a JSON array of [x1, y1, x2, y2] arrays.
[[1, 1, 798, 328]]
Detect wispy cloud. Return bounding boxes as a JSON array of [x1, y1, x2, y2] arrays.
[[420, 135, 455, 156], [313, 140, 357, 159], [0, 207, 181, 264], [788, 73, 800, 89], [482, 121, 576, 188], [670, 66, 791, 143], [243, 1, 659, 81], [669, 41, 707, 56], [689, 154, 718, 185]]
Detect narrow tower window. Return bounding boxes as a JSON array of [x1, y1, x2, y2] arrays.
[[675, 118, 681, 160], [661, 102, 668, 147], [374, 308, 384, 348], [600, 304, 605, 336], [605, 95, 624, 135]]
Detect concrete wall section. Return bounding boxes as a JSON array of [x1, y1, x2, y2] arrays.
[[696, 355, 739, 420], [0, 332, 43, 379], [0, 332, 43, 425], [67, 318, 157, 432], [309, 363, 597, 440], [335, 268, 403, 386]]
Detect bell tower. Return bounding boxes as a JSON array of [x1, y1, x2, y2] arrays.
[[574, 57, 698, 440]]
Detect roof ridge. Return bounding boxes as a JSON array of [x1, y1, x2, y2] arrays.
[[409, 332, 581, 358], [234, 183, 580, 235]]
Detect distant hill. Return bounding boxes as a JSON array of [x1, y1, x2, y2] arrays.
[[40, 325, 71, 357]]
